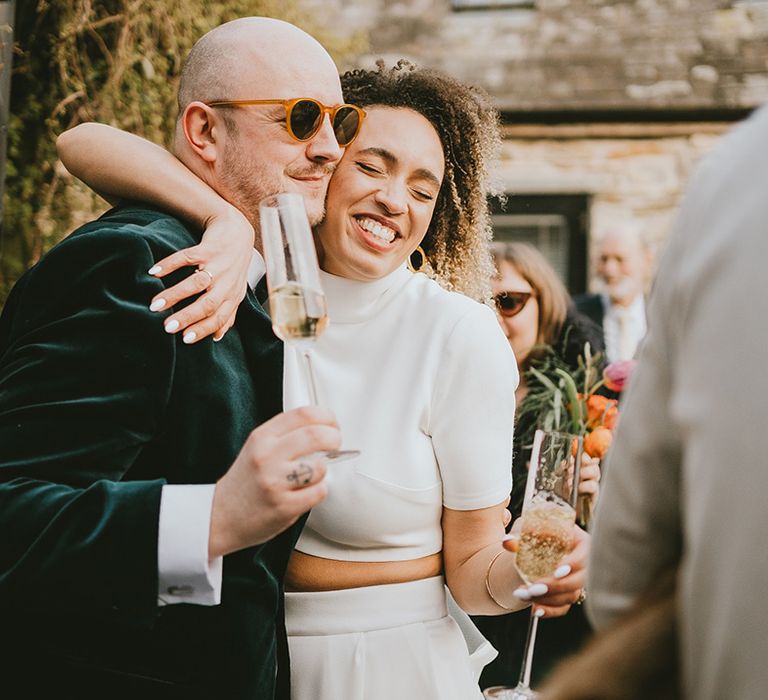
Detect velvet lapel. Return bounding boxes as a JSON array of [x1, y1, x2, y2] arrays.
[[235, 287, 284, 422]]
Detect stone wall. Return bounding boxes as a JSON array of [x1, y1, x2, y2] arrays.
[[497, 124, 726, 270], [310, 0, 768, 278], [314, 0, 768, 111]]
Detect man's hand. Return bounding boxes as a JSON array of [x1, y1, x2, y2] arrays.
[[208, 406, 341, 558]]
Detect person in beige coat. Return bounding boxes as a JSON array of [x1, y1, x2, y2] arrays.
[[587, 103, 768, 700]]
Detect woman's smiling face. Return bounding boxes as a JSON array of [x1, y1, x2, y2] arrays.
[[314, 106, 445, 281]]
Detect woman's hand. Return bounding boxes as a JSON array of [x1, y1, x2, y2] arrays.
[[504, 524, 590, 618], [578, 453, 601, 507], [148, 208, 254, 343]]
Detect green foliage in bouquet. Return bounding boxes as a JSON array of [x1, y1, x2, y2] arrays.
[[0, 0, 367, 305], [517, 341, 603, 450]]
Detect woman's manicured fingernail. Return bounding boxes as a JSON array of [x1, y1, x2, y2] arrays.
[[554, 565, 571, 579], [213, 334, 223, 343], [148, 265, 162, 275], [513, 588, 531, 601], [165, 320, 180, 333], [183, 331, 197, 344], [502, 534, 517, 542], [149, 298, 167, 312], [527, 583, 549, 597], [534, 607, 546, 618]]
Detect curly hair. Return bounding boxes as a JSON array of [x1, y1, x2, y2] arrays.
[[341, 60, 503, 302]]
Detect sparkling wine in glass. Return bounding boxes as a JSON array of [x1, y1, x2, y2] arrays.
[[511, 429, 582, 699], [515, 497, 576, 585], [259, 192, 359, 461]]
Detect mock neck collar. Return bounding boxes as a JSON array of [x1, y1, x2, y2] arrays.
[[320, 265, 413, 324]]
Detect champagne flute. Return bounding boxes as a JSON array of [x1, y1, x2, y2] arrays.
[[510, 429, 582, 699], [259, 192, 359, 462]]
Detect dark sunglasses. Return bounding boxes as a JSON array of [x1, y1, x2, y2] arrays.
[[494, 291, 534, 317], [205, 97, 366, 146]]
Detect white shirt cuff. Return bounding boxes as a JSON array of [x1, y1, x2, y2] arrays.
[[157, 484, 223, 606]]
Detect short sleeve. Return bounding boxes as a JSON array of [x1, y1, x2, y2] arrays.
[[429, 303, 518, 510]]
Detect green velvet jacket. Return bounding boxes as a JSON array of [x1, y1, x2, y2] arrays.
[[0, 205, 300, 699]]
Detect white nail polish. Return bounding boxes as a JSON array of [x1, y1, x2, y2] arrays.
[[149, 298, 167, 312], [165, 320, 179, 333], [554, 565, 571, 579], [528, 583, 549, 597], [502, 534, 517, 542], [183, 331, 197, 344], [148, 265, 162, 275], [513, 588, 531, 601], [534, 608, 546, 618], [213, 335, 223, 343]]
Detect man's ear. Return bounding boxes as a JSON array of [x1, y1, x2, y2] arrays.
[[181, 101, 225, 163]]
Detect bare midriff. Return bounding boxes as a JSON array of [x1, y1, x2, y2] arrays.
[[285, 550, 444, 592]]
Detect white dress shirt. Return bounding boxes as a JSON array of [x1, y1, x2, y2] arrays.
[[156, 250, 266, 606], [602, 293, 647, 363]]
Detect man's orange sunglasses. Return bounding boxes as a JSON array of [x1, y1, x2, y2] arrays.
[[205, 98, 366, 146]]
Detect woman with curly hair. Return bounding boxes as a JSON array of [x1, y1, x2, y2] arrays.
[[58, 61, 587, 699]]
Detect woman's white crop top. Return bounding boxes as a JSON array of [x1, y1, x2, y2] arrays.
[[284, 265, 518, 562]]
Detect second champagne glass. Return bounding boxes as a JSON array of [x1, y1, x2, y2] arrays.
[[259, 192, 359, 462]]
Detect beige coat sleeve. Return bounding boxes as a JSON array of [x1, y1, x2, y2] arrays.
[[586, 103, 768, 700]]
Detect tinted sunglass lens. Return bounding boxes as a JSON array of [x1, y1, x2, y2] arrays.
[[290, 100, 322, 140], [333, 106, 361, 146], [496, 293, 528, 316]]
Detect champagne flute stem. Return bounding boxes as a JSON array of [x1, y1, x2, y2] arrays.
[[301, 347, 320, 406], [518, 609, 539, 689]]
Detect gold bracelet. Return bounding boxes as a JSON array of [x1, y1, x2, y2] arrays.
[[485, 550, 514, 611]]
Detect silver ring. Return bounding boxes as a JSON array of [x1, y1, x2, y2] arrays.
[[198, 267, 214, 284], [287, 462, 313, 488]]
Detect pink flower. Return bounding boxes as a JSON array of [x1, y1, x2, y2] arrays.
[[603, 360, 637, 393]]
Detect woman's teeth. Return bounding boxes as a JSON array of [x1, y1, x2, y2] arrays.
[[358, 217, 396, 243]]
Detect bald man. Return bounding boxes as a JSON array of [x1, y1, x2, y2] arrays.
[[575, 226, 650, 362], [0, 18, 350, 700]]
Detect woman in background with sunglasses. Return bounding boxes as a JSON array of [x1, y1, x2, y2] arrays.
[[473, 241, 604, 689]]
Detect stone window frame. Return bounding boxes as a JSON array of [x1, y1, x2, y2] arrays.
[[490, 194, 590, 295]]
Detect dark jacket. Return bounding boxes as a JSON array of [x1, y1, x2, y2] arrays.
[[573, 293, 606, 337], [0, 206, 298, 700]]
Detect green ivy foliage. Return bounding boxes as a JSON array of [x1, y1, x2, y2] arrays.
[[0, 0, 366, 304]]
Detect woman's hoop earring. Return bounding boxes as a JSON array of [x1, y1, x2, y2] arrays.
[[408, 245, 428, 273]]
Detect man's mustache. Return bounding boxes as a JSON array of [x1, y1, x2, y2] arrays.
[[287, 164, 337, 179]]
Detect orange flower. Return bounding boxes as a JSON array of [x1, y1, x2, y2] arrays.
[[603, 404, 619, 430], [584, 426, 613, 459], [586, 395, 618, 429]]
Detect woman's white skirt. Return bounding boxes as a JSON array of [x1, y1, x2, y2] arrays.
[[285, 576, 496, 700]]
